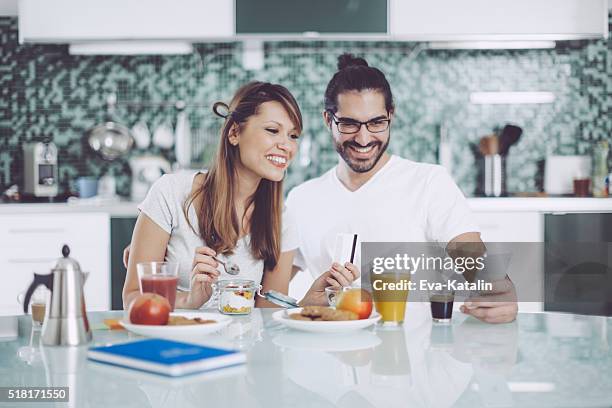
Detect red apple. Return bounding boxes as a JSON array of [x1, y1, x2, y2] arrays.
[[129, 293, 171, 325], [336, 288, 373, 320]]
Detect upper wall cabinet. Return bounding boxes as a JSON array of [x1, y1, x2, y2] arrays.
[[18, 0, 609, 43], [389, 0, 609, 41], [18, 0, 233, 43], [235, 0, 387, 37]]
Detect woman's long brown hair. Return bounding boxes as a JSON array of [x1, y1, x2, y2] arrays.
[[184, 82, 302, 270]]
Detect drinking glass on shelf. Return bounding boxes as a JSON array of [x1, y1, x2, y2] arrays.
[[137, 262, 179, 311]]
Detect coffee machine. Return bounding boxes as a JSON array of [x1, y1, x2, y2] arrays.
[[23, 142, 58, 198]]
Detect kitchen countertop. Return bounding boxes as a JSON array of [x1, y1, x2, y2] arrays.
[[0, 199, 140, 217], [0, 309, 610, 407], [467, 197, 612, 212], [1, 197, 612, 216]]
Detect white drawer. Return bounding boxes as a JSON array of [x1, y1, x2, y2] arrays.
[[473, 211, 543, 242], [0, 213, 109, 250], [0, 213, 110, 312], [473, 212, 545, 309]]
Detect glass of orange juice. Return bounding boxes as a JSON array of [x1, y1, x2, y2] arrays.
[[371, 271, 411, 326]]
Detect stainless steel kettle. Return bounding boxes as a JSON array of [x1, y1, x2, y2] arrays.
[[23, 245, 92, 346]]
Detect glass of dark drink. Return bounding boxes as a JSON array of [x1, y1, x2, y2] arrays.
[[429, 290, 455, 324], [137, 262, 179, 311]]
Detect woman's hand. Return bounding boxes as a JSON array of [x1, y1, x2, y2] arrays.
[[300, 262, 360, 306], [182, 246, 221, 309]]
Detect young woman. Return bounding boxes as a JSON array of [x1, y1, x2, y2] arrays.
[[123, 81, 356, 309]]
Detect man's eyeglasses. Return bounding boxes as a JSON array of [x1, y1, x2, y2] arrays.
[[327, 111, 391, 134]]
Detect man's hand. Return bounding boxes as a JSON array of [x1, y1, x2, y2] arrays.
[[460, 277, 518, 324], [324, 262, 360, 288], [300, 262, 360, 306]]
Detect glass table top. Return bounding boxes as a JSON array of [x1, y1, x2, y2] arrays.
[[0, 309, 610, 408]]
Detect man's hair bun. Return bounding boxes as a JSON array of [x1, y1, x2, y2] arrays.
[[337, 53, 369, 70], [325, 53, 394, 114]]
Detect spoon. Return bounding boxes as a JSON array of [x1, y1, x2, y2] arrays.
[[213, 256, 240, 275]]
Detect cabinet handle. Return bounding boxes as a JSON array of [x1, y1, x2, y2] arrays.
[[8, 228, 65, 234], [7, 258, 57, 264]]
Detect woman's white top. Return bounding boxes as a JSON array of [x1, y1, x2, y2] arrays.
[[138, 171, 297, 306]]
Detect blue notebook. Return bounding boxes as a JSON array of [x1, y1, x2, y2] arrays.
[[88, 338, 246, 377]]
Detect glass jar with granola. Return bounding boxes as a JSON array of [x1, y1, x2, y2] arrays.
[[217, 279, 258, 315]]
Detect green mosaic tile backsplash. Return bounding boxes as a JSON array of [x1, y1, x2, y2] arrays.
[[0, 16, 610, 197]]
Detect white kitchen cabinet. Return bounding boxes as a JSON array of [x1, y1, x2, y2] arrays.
[[390, 0, 608, 40], [472, 211, 544, 312], [473, 211, 543, 242], [0, 213, 110, 315], [19, 0, 233, 43]]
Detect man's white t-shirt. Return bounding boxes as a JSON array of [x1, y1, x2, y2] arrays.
[[285, 155, 479, 281]]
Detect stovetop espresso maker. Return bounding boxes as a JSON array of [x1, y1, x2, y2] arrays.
[[23, 245, 91, 346]]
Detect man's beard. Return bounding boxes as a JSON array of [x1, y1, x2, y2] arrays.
[[335, 134, 390, 173]]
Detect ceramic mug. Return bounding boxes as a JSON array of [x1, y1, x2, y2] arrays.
[[76, 177, 98, 198]]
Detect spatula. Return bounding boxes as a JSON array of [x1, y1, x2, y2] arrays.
[[499, 125, 523, 156]]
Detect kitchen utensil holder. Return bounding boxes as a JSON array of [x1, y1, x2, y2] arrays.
[[483, 154, 506, 197]]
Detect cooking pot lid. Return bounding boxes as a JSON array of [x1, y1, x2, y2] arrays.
[[87, 122, 134, 160]]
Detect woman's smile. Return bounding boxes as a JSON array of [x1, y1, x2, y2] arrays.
[[265, 154, 289, 169]]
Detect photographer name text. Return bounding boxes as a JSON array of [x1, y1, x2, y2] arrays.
[[372, 279, 492, 292]]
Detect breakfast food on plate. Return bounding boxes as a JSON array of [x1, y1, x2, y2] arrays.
[[286, 290, 373, 322], [321, 308, 358, 321], [336, 288, 373, 319], [220, 286, 255, 315], [167, 316, 216, 326], [128, 293, 217, 326], [300, 306, 327, 318], [129, 293, 171, 325], [103, 318, 124, 330], [288, 314, 312, 321], [289, 306, 358, 321]]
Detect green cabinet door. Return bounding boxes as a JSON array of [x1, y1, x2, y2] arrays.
[[111, 217, 137, 310]]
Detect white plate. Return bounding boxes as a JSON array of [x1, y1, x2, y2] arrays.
[[272, 308, 381, 333], [120, 312, 231, 339]]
